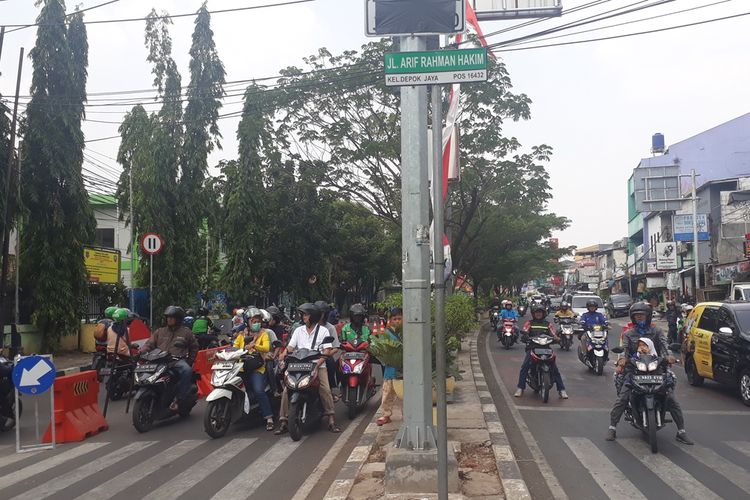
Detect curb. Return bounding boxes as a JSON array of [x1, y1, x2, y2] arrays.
[[323, 419, 380, 499], [469, 337, 532, 500]]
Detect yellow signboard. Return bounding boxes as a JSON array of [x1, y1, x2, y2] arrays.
[[84, 246, 121, 284]]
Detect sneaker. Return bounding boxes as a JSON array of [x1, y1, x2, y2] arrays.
[[676, 431, 694, 445], [514, 388, 523, 398], [606, 428, 617, 441], [559, 390, 569, 399]]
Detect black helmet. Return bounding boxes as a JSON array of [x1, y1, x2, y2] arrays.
[[560, 301, 569, 309], [531, 304, 546, 316], [297, 302, 322, 323], [185, 308, 196, 317], [314, 300, 331, 315], [349, 303, 367, 318], [163, 306, 185, 321], [586, 299, 598, 309], [629, 302, 652, 325], [198, 306, 209, 316], [266, 305, 283, 321]]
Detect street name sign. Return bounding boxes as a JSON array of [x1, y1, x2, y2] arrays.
[[12, 355, 56, 395], [384, 48, 488, 86]]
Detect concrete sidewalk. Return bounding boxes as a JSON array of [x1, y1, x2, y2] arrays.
[[324, 329, 530, 499]]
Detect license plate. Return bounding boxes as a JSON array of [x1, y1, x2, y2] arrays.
[[99, 368, 112, 376], [534, 348, 553, 355], [212, 362, 234, 370], [135, 364, 158, 373], [343, 352, 366, 360], [634, 375, 662, 384], [288, 362, 314, 372]]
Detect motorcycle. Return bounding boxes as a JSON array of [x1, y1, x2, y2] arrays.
[[497, 319, 518, 350], [338, 337, 377, 419], [196, 324, 230, 350], [555, 317, 575, 351], [91, 340, 108, 374], [490, 309, 500, 329], [524, 334, 558, 404], [131, 347, 199, 433], [99, 349, 138, 401], [0, 354, 20, 431], [612, 346, 674, 453], [283, 337, 335, 441], [517, 304, 528, 317], [577, 323, 609, 375], [203, 347, 276, 438]]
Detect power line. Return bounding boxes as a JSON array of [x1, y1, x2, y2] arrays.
[[4, 0, 122, 34], [1, 0, 315, 29]]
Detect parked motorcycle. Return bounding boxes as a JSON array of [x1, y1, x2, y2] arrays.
[[524, 334, 557, 404], [498, 319, 518, 350], [612, 346, 673, 453], [131, 347, 199, 433], [99, 350, 138, 401], [555, 317, 575, 351], [577, 324, 609, 375], [0, 354, 20, 431], [283, 337, 335, 441], [203, 347, 276, 438], [338, 338, 376, 419]]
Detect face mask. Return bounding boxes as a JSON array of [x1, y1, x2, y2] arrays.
[[636, 320, 647, 328], [250, 322, 261, 332]]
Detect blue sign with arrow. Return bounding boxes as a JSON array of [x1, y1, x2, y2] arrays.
[[12, 356, 56, 395]]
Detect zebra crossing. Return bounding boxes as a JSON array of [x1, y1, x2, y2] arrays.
[[561, 435, 750, 499], [0, 435, 311, 500]]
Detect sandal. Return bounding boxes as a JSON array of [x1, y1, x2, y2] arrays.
[[327, 422, 341, 433], [274, 422, 288, 435], [266, 420, 275, 431], [376, 416, 391, 426], [333, 393, 342, 403]]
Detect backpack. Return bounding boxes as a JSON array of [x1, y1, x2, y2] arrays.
[[93, 319, 111, 341]]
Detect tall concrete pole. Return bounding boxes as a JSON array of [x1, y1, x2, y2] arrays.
[[395, 34, 436, 452], [432, 82, 448, 499], [691, 169, 700, 293]]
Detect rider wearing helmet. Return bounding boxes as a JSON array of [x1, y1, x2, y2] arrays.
[[580, 299, 607, 331], [554, 301, 575, 319], [677, 304, 694, 344], [95, 306, 118, 342], [665, 300, 679, 344], [192, 307, 219, 348], [140, 306, 199, 412], [106, 308, 132, 357], [500, 300, 519, 321], [341, 304, 371, 342], [606, 302, 692, 445], [314, 300, 342, 393], [514, 305, 568, 399], [276, 303, 340, 434]]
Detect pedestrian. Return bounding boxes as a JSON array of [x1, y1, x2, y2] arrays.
[[376, 307, 402, 426]]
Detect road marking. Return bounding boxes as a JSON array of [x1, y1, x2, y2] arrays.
[[562, 437, 646, 500], [619, 438, 721, 500], [680, 443, 750, 492], [10, 441, 157, 500], [726, 441, 750, 458], [73, 440, 203, 500], [143, 438, 257, 500], [0, 449, 40, 469], [211, 437, 304, 499], [515, 405, 750, 415], [0, 441, 108, 489]]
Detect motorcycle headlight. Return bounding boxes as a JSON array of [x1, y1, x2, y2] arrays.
[[648, 361, 659, 372], [353, 364, 364, 374], [147, 365, 167, 384], [297, 375, 311, 389], [636, 361, 647, 372]]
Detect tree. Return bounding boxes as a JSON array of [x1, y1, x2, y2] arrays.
[[21, 1, 96, 348], [0, 99, 11, 245]]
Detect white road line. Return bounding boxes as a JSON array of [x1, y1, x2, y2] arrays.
[[516, 406, 750, 415], [726, 441, 750, 458], [143, 438, 257, 500], [0, 441, 108, 489], [0, 448, 40, 469], [10, 441, 157, 500], [73, 440, 203, 500], [562, 437, 646, 500], [211, 437, 304, 499], [680, 443, 750, 492], [619, 438, 722, 500]]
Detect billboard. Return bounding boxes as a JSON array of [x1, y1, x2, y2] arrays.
[[472, 0, 562, 20], [366, 0, 465, 36], [673, 214, 709, 241], [655, 242, 678, 271], [633, 165, 682, 213], [84, 246, 121, 284]]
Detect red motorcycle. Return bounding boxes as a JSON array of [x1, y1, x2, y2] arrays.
[[338, 337, 377, 419], [498, 319, 518, 350]]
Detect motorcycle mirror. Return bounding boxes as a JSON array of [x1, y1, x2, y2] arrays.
[[611, 346, 624, 354]]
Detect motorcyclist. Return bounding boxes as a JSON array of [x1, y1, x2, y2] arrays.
[[233, 308, 275, 431], [314, 300, 341, 397], [107, 308, 132, 357], [665, 300, 679, 344], [554, 302, 576, 319], [580, 299, 607, 330], [514, 305, 568, 399], [192, 307, 219, 348], [140, 306, 199, 412], [500, 301, 519, 321], [341, 303, 371, 342], [94, 306, 118, 343], [677, 303, 694, 344], [275, 303, 340, 434], [183, 309, 196, 330], [606, 302, 693, 445], [231, 308, 246, 336]]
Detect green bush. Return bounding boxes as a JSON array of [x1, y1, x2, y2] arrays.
[[368, 333, 403, 371], [445, 293, 478, 339]]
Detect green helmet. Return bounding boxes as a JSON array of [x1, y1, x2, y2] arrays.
[[112, 308, 130, 322], [104, 306, 117, 319]]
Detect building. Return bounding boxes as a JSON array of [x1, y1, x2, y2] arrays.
[[90, 194, 135, 287]]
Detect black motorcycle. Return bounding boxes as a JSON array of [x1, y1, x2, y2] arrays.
[[612, 346, 673, 453], [524, 334, 557, 404], [517, 304, 528, 317], [99, 352, 137, 401], [131, 347, 199, 433], [283, 338, 334, 441], [0, 354, 20, 431], [555, 317, 575, 351]]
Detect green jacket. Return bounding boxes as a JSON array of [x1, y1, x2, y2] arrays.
[[341, 323, 371, 342]]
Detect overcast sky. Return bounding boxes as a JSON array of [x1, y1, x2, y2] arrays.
[[1, 0, 748, 250]]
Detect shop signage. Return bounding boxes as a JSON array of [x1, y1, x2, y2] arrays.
[[674, 214, 709, 241], [713, 261, 750, 285], [655, 242, 679, 270]]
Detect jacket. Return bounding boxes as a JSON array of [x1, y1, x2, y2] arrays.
[[106, 325, 131, 357], [142, 325, 199, 364], [580, 311, 607, 330], [341, 323, 371, 342], [234, 329, 271, 373], [555, 309, 575, 318], [622, 324, 669, 360], [500, 309, 518, 320]]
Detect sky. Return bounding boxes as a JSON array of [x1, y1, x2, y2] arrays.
[[1, 0, 748, 251]]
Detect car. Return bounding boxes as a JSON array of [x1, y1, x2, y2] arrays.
[[570, 294, 604, 318], [607, 294, 633, 317], [681, 301, 750, 406]]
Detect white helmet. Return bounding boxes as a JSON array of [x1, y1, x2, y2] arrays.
[[235, 308, 245, 316], [246, 307, 262, 319], [681, 304, 694, 313], [260, 309, 272, 323]]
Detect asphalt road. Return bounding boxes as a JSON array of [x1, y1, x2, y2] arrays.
[[479, 313, 750, 500], [0, 371, 378, 500]]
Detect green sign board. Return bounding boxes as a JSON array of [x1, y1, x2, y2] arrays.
[[384, 48, 488, 87]]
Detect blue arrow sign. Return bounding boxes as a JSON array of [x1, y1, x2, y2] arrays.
[[12, 356, 56, 395]]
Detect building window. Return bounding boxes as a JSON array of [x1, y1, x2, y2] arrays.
[[94, 228, 115, 249]]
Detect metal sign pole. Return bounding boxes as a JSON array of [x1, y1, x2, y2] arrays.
[[149, 253, 154, 328], [691, 169, 700, 293]]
